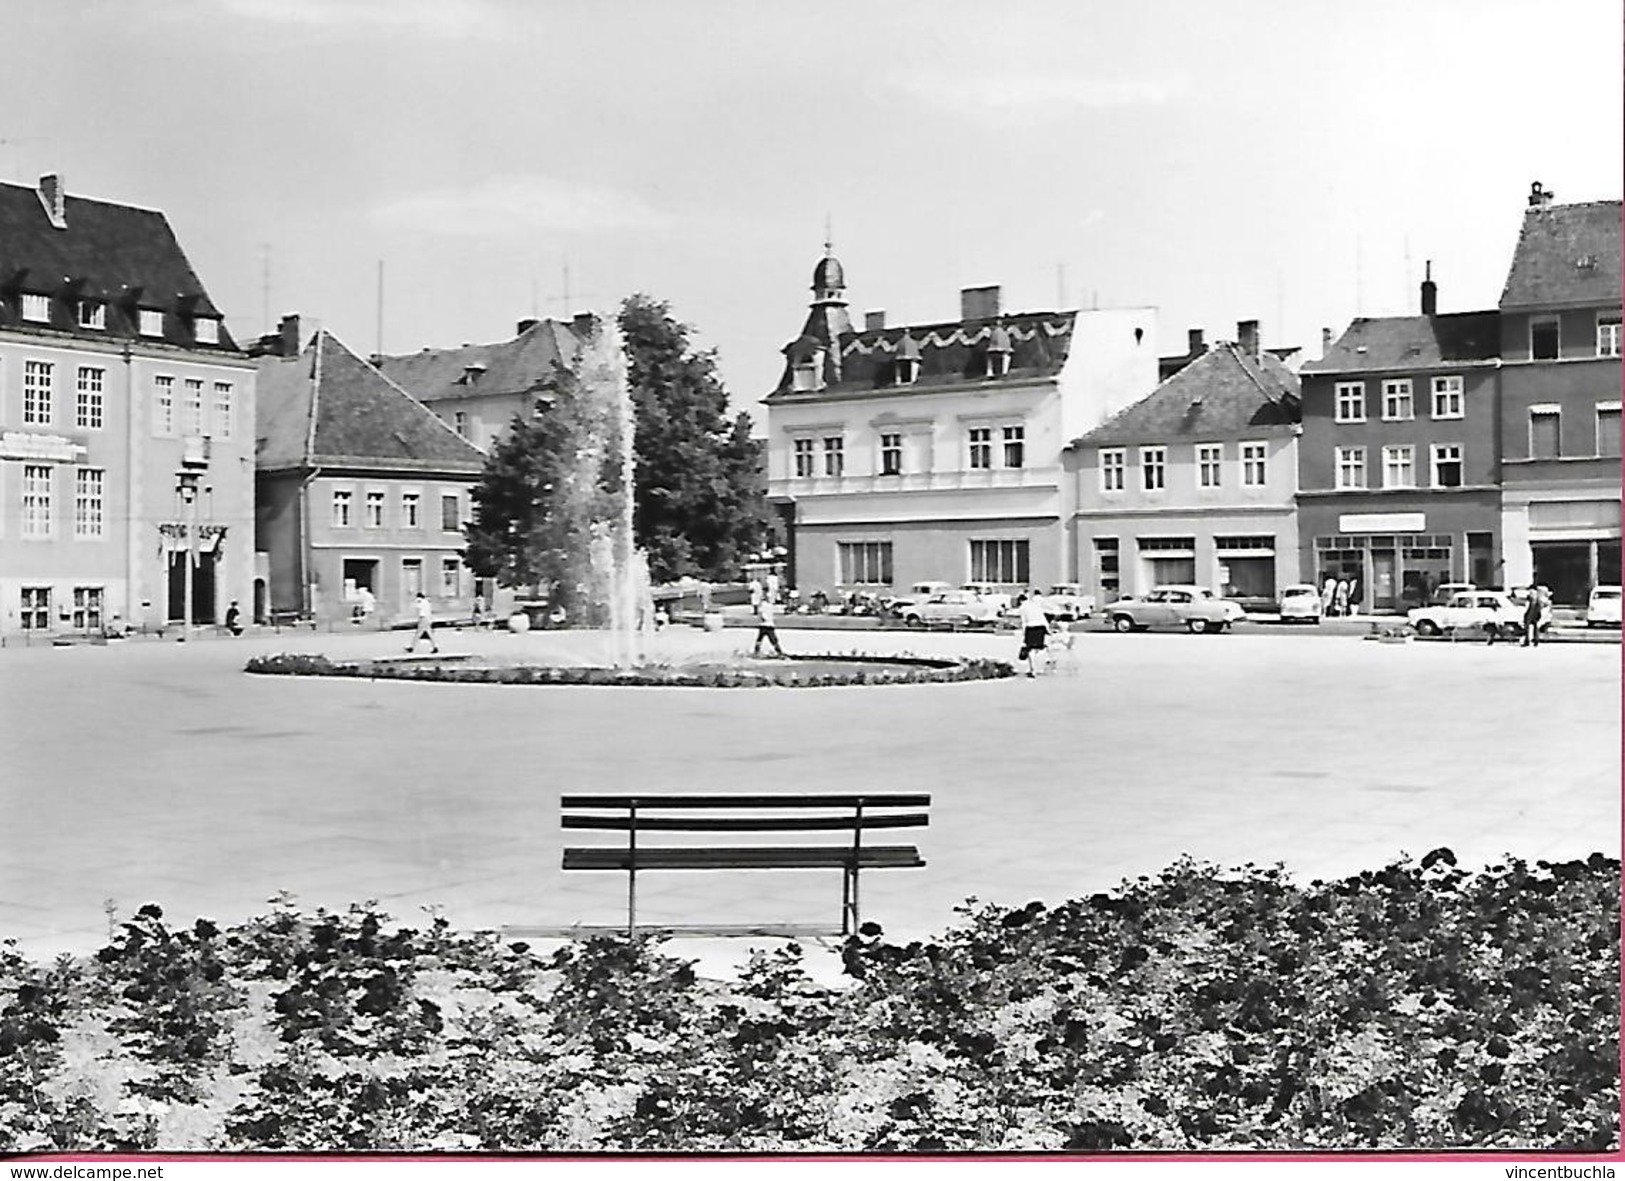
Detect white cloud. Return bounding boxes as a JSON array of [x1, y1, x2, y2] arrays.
[[371, 175, 672, 237], [888, 70, 1182, 122], [214, 0, 500, 38]]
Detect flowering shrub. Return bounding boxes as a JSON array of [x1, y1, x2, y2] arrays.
[[0, 855, 1615, 1152]]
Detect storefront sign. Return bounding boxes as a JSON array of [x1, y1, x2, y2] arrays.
[[0, 432, 86, 463], [1339, 512, 1424, 533]]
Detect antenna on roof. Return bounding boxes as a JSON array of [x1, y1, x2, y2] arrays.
[[375, 260, 384, 359], [824, 212, 833, 256], [260, 244, 271, 335]]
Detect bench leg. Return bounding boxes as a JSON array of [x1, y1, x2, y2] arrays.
[[842, 863, 861, 936]]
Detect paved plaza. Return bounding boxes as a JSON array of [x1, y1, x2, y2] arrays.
[[0, 625, 1617, 967]]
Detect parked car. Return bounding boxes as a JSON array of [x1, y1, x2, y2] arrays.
[[1587, 585, 1621, 627], [884, 580, 952, 616], [900, 590, 1003, 627], [1407, 590, 1549, 637], [959, 582, 1014, 612], [1428, 582, 1476, 607], [1106, 585, 1248, 634], [1277, 583, 1324, 623], [1041, 584, 1097, 621]]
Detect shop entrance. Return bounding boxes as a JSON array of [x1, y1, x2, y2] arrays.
[[166, 552, 218, 624], [1532, 543, 1593, 606]]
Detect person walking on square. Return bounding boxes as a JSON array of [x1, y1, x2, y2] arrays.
[[1017, 589, 1052, 678], [472, 592, 486, 630], [406, 591, 439, 654], [224, 600, 244, 637], [1520, 587, 1544, 647], [1334, 578, 1350, 619], [1321, 577, 1337, 617], [752, 594, 785, 657]]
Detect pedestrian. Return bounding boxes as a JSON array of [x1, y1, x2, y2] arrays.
[[406, 591, 439, 654], [749, 577, 764, 610], [752, 594, 785, 657], [766, 570, 781, 604], [472, 592, 486, 630], [1334, 578, 1350, 619], [1520, 587, 1544, 647], [224, 600, 244, 637], [1017, 589, 1052, 678], [1321, 577, 1337, 617]]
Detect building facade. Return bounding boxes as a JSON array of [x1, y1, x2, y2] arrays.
[[255, 331, 486, 626], [0, 175, 255, 638], [1066, 324, 1302, 605], [1496, 185, 1621, 604], [1297, 280, 1503, 613], [763, 249, 1157, 596]]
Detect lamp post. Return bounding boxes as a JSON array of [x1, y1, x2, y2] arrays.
[[176, 470, 199, 641]]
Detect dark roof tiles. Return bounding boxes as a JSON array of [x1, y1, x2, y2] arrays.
[[1302, 312, 1501, 375], [1070, 344, 1300, 447], [376, 319, 580, 405], [1500, 201, 1622, 308]]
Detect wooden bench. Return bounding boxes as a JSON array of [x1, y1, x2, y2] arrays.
[[560, 794, 930, 937]]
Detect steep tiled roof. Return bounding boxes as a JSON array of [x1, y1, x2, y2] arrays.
[[256, 332, 486, 473], [376, 319, 580, 405], [1301, 312, 1500, 375], [1500, 200, 1622, 309], [0, 179, 235, 347], [1070, 344, 1300, 447], [767, 310, 1076, 400]]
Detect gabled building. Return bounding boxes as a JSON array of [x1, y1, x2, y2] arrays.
[[1297, 271, 1502, 613], [1496, 184, 1621, 604], [375, 316, 586, 453], [1066, 322, 1302, 605], [0, 174, 256, 637], [255, 330, 487, 625], [763, 248, 1157, 595]]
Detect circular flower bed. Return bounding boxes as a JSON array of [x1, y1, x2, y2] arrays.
[[243, 651, 1014, 688]]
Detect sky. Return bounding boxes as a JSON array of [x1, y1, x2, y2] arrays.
[[7, 0, 1620, 419]]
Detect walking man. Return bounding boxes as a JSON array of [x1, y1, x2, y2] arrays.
[[406, 591, 439, 654], [1017, 589, 1052, 678], [752, 594, 785, 657], [1520, 588, 1544, 648]]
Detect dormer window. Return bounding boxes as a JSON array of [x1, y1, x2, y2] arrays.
[[78, 300, 105, 330], [194, 317, 219, 345], [987, 351, 1010, 378], [985, 326, 1013, 378], [21, 293, 50, 322], [792, 360, 821, 392], [895, 357, 919, 384], [139, 309, 164, 337]]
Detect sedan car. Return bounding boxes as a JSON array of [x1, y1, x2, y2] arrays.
[[884, 580, 952, 617], [900, 590, 1003, 627], [1277, 583, 1324, 623], [1106, 585, 1248, 634], [959, 583, 1014, 613], [1041, 584, 1097, 621], [1407, 591, 1548, 637], [1588, 585, 1621, 627]]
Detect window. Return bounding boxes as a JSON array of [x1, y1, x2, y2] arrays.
[[78, 301, 105, 330], [1431, 443, 1463, 488], [402, 492, 421, 528], [1431, 375, 1463, 419], [72, 587, 103, 630], [401, 558, 423, 598], [895, 355, 918, 385], [1140, 446, 1166, 491], [970, 539, 1030, 584], [1197, 444, 1222, 489], [1530, 318, 1560, 360], [1100, 448, 1125, 492], [213, 383, 233, 439], [1599, 315, 1621, 358], [1381, 379, 1413, 421], [1241, 442, 1267, 487], [1598, 403, 1621, 459], [76, 367, 104, 429], [793, 438, 815, 478], [1530, 407, 1561, 459], [454, 411, 469, 438], [839, 541, 893, 585], [332, 489, 352, 527], [441, 557, 461, 597], [22, 465, 51, 537], [74, 469, 104, 538], [441, 493, 460, 531], [182, 378, 204, 435], [879, 432, 902, 476], [1382, 445, 1415, 488], [1002, 425, 1025, 468], [21, 293, 49, 322], [1095, 537, 1120, 597], [23, 360, 52, 425], [139, 309, 164, 337], [195, 318, 219, 345], [152, 375, 174, 436], [792, 361, 820, 391], [822, 436, 844, 477], [365, 491, 385, 528], [1335, 446, 1367, 490], [968, 427, 992, 470], [1335, 382, 1366, 423], [20, 587, 50, 630]]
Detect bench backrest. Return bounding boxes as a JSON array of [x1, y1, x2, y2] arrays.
[[561, 794, 930, 834]]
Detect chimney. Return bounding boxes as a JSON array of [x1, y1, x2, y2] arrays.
[[572, 311, 599, 338], [1321, 327, 1334, 358], [516, 317, 539, 335], [1187, 327, 1205, 355], [279, 314, 301, 358], [960, 285, 1001, 322], [1236, 319, 1260, 359], [1420, 259, 1437, 317], [1527, 181, 1555, 210], [37, 174, 66, 230], [865, 310, 886, 332]]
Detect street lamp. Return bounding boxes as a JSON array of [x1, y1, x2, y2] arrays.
[[175, 470, 200, 641]]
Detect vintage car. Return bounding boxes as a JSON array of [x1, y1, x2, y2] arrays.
[[1407, 590, 1549, 637], [883, 580, 952, 616], [900, 590, 1003, 627], [1588, 585, 1622, 627], [959, 582, 1014, 613], [1106, 585, 1248, 634], [1277, 583, 1324, 623], [1041, 584, 1097, 621]]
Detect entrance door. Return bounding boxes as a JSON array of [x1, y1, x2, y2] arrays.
[[1467, 532, 1494, 589], [401, 558, 423, 612], [1532, 543, 1591, 606], [1371, 550, 1397, 612]]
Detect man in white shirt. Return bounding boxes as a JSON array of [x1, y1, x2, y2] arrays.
[[752, 595, 785, 657], [1017, 590, 1052, 678], [406, 591, 440, 654]]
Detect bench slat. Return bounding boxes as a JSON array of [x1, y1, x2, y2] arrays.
[[560, 793, 930, 810], [562, 813, 929, 833], [562, 845, 925, 871]]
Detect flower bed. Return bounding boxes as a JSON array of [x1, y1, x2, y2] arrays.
[[243, 652, 1014, 688], [1, 855, 1615, 1152]]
